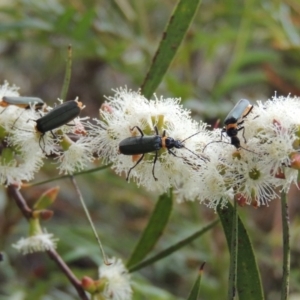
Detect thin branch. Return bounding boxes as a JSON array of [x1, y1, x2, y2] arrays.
[[281, 190, 290, 300], [47, 248, 88, 300], [25, 164, 112, 187], [70, 176, 110, 265], [8, 184, 32, 219], [8, 185, 88, 300], [60, 45, 72, 101]]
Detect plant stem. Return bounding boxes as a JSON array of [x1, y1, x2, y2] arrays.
[[26, 164, 112, 187], [70, 176, 110, 265], [8, 185, 88, 300], [60, 45, 72, 101], [281, 190, 290, 300]]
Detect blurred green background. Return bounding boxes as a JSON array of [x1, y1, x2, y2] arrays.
[[1, 0, 300, 299]]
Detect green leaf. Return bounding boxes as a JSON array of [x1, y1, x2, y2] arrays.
[[128, 219, 218, 272], [217, 202, 264, 300], [227, 200, 238, 300], [141, 0, 202, 98], [214, 71, 267, 99], [126, 191, 173, 269], [133, 276, 178, 300], [73, 9, 95, 40], [187, 263, 205, 300], [54, 7, 76, 32], [33, 187, 60, 210]]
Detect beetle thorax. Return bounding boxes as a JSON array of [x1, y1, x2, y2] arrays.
[[164, 137, 184, 149], [226, 126, 238, 137]]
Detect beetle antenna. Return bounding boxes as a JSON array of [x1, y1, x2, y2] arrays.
[[169, 146, 209, 162], [202, 140, 224, 153], [180, 131, 202, 143], [239, 146, 259, 155], [203, 140, 259, 155], [11, 110, 26, 129], [182, 145, 210, 162], [0, 107, 8, 115]]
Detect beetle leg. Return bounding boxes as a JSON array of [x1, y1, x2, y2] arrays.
[[11, 110, 25, 129], [237, 126, 247, 143], [237, 119, 244, 126], [221, 127, 227, 141], [130, 126, 144, 136], [168, 149, 177, 157], [126, 154, 144, 181], [38, 135, 46, 153], [0, 107, 8, 115], [50, 130, 57, 139], [152, 151, 158, 181]]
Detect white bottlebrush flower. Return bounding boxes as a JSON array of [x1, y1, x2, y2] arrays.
[[98, 257, 132, 300], [89, 88, 300, 209], [88, 87, 151, 164], [0, 80, 20, 101], [227, 152, 281, 206], [174, 134, 238, 210], [12, 230, 59, 254], [89, 87, 209, 193], [0, 83, 46, 186], [0, 90, 88, 185], [244, 95, 300, 189], [56, 137, 95, 174], [195, 94, 300, 209]]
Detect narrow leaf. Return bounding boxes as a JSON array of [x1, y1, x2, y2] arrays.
[[227, 200, 238, 300], [141, 0, 202, 98], [73, 9, 95, 40], [128, 219, 218, 273], [187, 263, 205, 300], [217, 202, 264, 300], [33, 187, 60, 210], [126, 191, 173, 269], [214, 71, 266, 99]]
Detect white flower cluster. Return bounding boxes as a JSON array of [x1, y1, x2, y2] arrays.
[[90, 88, 300, 209], [0, 81, 93, 186], [12, 230, 58, 254], [98, 257, 132, 300], [2, 81, 299, 209]]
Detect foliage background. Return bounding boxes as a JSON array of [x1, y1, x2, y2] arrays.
[[0, 0, 300, 299]]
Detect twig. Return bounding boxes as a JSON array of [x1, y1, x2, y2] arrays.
[[281, 191, 290, 300], [70, 176, 110, 265], [8, 185, 88, 300]]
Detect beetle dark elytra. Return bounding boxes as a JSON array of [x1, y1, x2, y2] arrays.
[[1, 96, 46, 128], [119, 126, 206, 181], [35, 99, 83, 150], [35, 99, 83, 134], [222, 99, 253, 148], [1, 96, 44, 110]]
